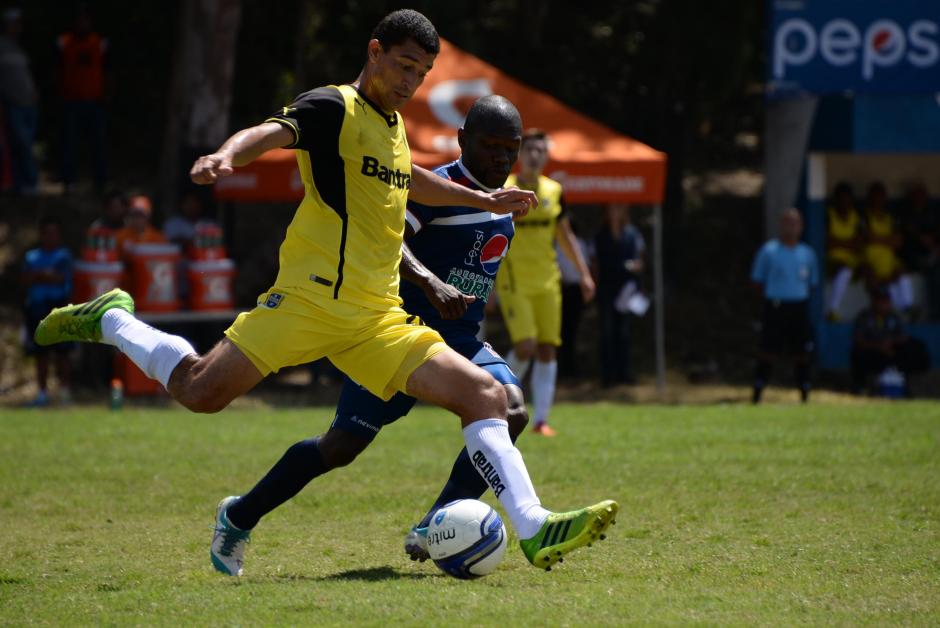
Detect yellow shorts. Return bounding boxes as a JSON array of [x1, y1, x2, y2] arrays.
[[224, 288, 447, 400], [828, 247, 859, 270], [497, 283, 562, 346], [864, 245, 900, 280]]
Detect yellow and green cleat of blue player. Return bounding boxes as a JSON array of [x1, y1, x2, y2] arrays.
[[34, 288, 135, 346], [520, 499, 619, 571]]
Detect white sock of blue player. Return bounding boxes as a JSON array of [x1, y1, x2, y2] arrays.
[[531, 359, 557, 426], [504, 350, 530, 381], [889, 275, 913, 310], [462, 418, 549, 539], [101, 309, 196, 388], [828, 267, 852, 313]]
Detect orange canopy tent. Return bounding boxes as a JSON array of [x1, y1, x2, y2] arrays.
[[214, 38, 666, 205]]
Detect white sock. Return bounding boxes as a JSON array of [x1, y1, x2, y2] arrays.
[[888, 278, 914, 311], [829, 267, 852, 312], [101, 309, 196, 388], [462, 418, 550, 539], [505, 350, 530, 381], [898, 275, 914, 309], [531, 359, 557, 425], [888, 281, 902, 310]]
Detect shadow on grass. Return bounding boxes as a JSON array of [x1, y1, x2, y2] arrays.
[[268, 565, 438, 582]]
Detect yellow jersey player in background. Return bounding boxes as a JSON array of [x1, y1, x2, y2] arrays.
[[496, 129, 595, 436], [35, 10, 617, 576]]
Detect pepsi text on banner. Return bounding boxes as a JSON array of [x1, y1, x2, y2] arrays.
[[768, 0, 939, 95]]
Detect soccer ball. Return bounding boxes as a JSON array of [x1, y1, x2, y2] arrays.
[[427, 499, 507, 579]]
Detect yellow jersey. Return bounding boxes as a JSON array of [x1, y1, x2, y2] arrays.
[[826, 206, 861, 268], [498, 174, 565, 292], [864, 210, 900, 279], [266, 84, 411, 309]]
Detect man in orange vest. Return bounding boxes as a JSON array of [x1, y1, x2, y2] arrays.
[[114, 195, 166, 261], [56, 7, 109, 193]]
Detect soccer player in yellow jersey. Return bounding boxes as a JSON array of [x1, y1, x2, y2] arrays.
[[35, 10, 616, 575], [496, 129, 595, 436], [863, 181, 913, 312], [825, 182, 863, 320]]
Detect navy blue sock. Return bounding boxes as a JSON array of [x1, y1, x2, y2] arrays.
[[752, 360, 772, 403], [796, 363, 811, 401], [417, 431, 520, 529], [226, 437, 326, 530]]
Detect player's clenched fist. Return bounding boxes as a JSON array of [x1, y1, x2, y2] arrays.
[[190, 152, 235, 185]]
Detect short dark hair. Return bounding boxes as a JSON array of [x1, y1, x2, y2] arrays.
[[833, 181, 853, 198], [371, 9, 439, 54], [521, 128, 548, 146], [104, 188, 127, 206], [464, 95, 521, 135]]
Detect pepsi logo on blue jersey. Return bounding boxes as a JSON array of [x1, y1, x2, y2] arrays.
[[401, 159, 515, 345], [477, 233, 510, 275]]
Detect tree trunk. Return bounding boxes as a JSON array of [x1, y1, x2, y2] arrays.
[[158, 0, 241, 217]]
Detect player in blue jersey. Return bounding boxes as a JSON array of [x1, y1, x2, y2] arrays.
[[213, 95, 614, 573]]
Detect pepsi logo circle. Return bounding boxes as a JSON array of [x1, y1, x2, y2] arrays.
[[480, 234, 509, 275]]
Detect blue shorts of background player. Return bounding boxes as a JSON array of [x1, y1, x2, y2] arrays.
[[333, 340, 519, 440]]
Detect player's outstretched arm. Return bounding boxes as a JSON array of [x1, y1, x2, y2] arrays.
[[190, 122, 295, 185], [409, 164, 537, 217], [400, 240, 474, 320]]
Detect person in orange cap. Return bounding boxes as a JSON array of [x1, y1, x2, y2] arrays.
[[114, 194, 166, 260]]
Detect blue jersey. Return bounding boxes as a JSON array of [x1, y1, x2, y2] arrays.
[[402, 159, 515, 344], [750, 239, 818, 301], [23, 246, 73, 309]]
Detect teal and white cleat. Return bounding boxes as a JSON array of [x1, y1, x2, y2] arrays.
[[34, 288, 135, 346], [210, 496, 251, 577], [404, 525, 429, 562], [520, 500, 619, 571]]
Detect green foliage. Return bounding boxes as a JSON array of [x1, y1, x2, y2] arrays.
[[1, 402, 938, 625]]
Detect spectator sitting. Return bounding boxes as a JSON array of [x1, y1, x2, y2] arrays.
[[850, 285, 930, 396], [163, 190, 217, 252], [0, 7, 39, 195], [115, 195, 166, 260], [21, 216, 74, 406], [90, 189, 127, 231], [863, 181, 912, 314], [825, 182, 863, 321]]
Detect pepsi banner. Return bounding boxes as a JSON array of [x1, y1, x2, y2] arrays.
[[768, 0, 940, 96]]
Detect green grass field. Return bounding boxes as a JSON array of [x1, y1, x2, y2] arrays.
[[1, 402, 938, 626]]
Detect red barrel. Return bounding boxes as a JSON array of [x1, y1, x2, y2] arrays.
[[188, 259, 236, 310], [190, 222, 227, 261], [81, 227, 119, 262], [129, 243, 181, 312], [73, 261, 125, 302]]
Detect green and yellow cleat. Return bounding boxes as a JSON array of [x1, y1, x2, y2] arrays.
[[520, 500, 619, 571], [34, 288, 135, 346]]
